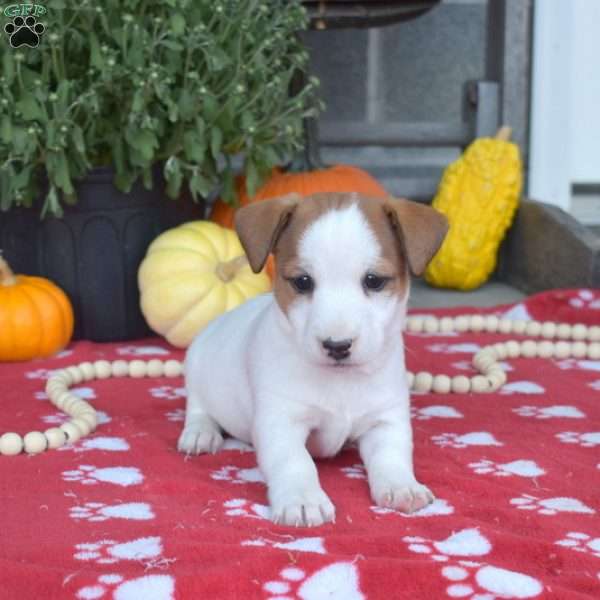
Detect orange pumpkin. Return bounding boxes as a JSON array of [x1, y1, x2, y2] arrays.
[[0, 255, 74, 361], [211, 165, 388, 278]]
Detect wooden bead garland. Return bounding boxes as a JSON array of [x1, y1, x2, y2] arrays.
[[404, 314, 599, 396], [2, 314, 598, 456], [0, 358, 184, 456]]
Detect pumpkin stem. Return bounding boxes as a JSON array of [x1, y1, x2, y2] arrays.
[[495, 126, 513, 141], [0, 252, 17, 286], [215, 255, 249, 282]]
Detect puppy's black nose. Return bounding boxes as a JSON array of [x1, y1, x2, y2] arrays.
[[322, 338, 352, 361]]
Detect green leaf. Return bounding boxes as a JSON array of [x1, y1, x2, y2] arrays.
[[3, 53, 14, 85], [183, 130, 205, 163], [165, 157, 183, 198], [16, 97, 43, 121], [0, 165, 13, 211], [178, 89, 195, 120], [0, 116, 12, 144], [210, 127, 222, 159], [89, 32, 103, 69], [50, 151, 74, 195], [221, 168, 235, 203], [13, 126, 27, 154], [246, 160, 260, 198], [127, 128, 158, 162], [189, 170, 212, 200], [71, 126, 86, 155], [170, 13, 186, 35], [202, 93, 218, 121]]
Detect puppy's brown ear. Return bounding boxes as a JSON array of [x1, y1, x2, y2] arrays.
[[234, 193, 301, 273], [383, 197, 449, 276]]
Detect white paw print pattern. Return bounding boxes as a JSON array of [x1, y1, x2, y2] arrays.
[[590, 380, 600, 391], [165, 408, 185, 422], [500, 381, 545, 395], [57, 436, 130, 453], [35, 386, 97, 402], [412, 405, 463, 420], [74, 536, 164, 565], [223, 498, 270, 520], [43, 409, 110, 426], [556, 431, 600, 447], [510, 494, 595, 515], [469, 459, 545, 478], [70, 502, 154, 522], [569, 289, 600, 309], [149, 386, 186, 400], [76, 573, 175, 600], [116, 345, 171, 356], [556, 359, 600, 372], [513, 405, 585, 419], [341, 464, 366, 479], [242, 536, 326, 554], [62, 465, 143, 487], [402, 528, 543, 599], [555, 532, 600, 558], [432, 432, 502, 449], [262, 563, 365, 600], [427, 343, 482, 354], [211, 465, 265, 484], [372, 498, 454, 518], [25, 368, 61, 380]]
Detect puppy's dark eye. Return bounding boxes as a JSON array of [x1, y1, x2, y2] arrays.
[[288, 274, 314, 294], [363, 273, 390, 292]]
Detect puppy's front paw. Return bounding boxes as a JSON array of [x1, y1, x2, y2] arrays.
[[270, 487, 336, 527], [371, 479, 434, 514], [178, 423, 223, 455]]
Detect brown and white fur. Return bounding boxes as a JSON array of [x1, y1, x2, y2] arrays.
[[178, 192, 448, 527]]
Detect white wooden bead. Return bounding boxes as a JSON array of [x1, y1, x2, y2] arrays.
[[54, 370, 73, 386], [112, 360, 129, 377], [571, 341, 587, 358], [70, 418, 92, 437], [588, 326, 600, 342], [147, 359, 164, 377], [454, 316, 470, 332], [474, 355, 496, 372], [129, 360, 147, 378], [498, 319, 514, 334], [487, 368, 507, 385], [52, 391, 73, 409], [484, 315, 499, 332], [423, 316, 439, 334], [451, 375, 471, 394], [520, 340, 538, 358], [60, 422, 82, 443], [65, 399, 88, 416], [512, 320, 528, 335], [471, 375, 489, 393], [413, 372, 433, 393], [44, 427, 67, 449], [554, 341, 571, 359], [79, 362, 96, 381], [572, 324, 587, 341], [23, 431, 47, 454], [70, 401, 93, 416], [60, 394, 81, 413], [93, 360, 112, 379], [66, 366, 83, 385], [407, 372, 415, 388], [525, 321, 542, 337], [493, 343, 508, 360], [505, 340, 521, 358], [46, 381, 67, 396], [541, 322, 557, 338], [164, 360, 183, 377], [0, 432, 23, 455], [432, 374, 452, 394], [556, 323, 572, 339], [407, 317, 424, 333], [587, 343, 600, 360], [469, 315, 485, 332], [487, 374, 505, 390], [536, 341, 554, 358], [440, 317, 454, 333], [77, 412, 98, 431]]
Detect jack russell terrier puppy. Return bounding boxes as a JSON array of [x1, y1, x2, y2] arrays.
[[178, 192, 448, 527]]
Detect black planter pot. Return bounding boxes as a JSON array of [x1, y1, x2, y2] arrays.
[[0, 166, 205, 342]]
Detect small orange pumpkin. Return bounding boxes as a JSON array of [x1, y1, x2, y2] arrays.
[[0, 255, 74, 361], [211, 165, 388, 278]]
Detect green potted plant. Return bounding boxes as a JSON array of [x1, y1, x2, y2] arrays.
[[0, 0, 319, 341]]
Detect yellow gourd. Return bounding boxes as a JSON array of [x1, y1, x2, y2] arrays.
[[138, 221, 271, 348], [424, 126, 523, 290]]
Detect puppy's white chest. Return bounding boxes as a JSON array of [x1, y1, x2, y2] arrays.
[[306, 412, 352, 458]]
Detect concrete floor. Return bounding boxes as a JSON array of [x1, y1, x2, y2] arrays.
[[408, 277, 525, 310]]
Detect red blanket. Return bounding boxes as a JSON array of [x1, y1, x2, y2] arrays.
[[1, 288, 599, 599]]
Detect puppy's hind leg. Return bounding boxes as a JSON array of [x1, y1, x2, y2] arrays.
[[178, 389, 223, 455]]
